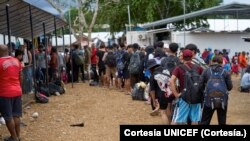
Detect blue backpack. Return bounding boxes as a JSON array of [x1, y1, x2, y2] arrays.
[[205, 68, 228, 109], [116, 50, 125, 72]]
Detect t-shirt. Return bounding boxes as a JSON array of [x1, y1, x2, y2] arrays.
[[91, 48, 97, 64], [0, 56, 22, 97], [36, 52, 46, 69], [49, 52, 58, 69], [172, 62, 203, 92], [96, 50, 105, 69]]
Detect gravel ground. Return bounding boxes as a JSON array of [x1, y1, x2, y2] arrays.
[[0, 76, 249, 141]]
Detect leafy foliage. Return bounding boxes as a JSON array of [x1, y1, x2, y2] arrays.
[[97, 0, 223, 32]]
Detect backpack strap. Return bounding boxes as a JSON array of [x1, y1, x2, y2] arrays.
[[179, 64, 192, 72], [209, 67, 225, 76]]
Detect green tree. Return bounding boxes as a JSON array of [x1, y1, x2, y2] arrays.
[[97, 0, 223, 32], [48, 0, 100, 41]]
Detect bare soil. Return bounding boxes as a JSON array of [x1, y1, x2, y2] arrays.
[[0, 76, 250, 141]]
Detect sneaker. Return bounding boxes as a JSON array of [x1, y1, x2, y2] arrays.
[[4, 136, 19, 141], [0, 117, 5, 125], [55, 92, 60, 96]]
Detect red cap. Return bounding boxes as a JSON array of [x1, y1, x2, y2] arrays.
[[183, 49, 193, 58]]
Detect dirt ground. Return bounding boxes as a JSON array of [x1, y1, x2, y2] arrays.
[[0, 76, 250, 141]]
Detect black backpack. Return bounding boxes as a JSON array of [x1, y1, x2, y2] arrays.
[[179, 64, 202, 104], [131, 84, 146, 101], [128, 51, 141, 74], [160, 56, 179, 74], [105, 52, 117, 67]]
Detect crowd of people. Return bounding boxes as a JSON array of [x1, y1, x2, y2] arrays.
[[1, 38, 249, 140]]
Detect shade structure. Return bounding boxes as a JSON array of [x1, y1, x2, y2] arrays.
[[0, 0, 67, 40]]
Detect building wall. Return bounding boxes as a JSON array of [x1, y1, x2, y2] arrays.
[[173, 32, 250, 58], [126, 31, 151, 46]]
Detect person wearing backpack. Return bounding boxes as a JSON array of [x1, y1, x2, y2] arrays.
[[72, 42, 84, 82], [161, 43, 181, 75], [160, 43, 181, 122], [128, 43, 141, 90], [170, 49, 203, 125], [96, 42, 106, 87], [103, 46, 117, 88], [185, 43, 208, 70], [116, 43, 126, 91], [123, 45, 133, 95], [199, 56, 233, 125]]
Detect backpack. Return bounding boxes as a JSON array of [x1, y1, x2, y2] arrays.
[[35, 93, 49, 103], [129, 51, 141, 74], [131, 83, 146, 101], [204, 68, 228, 109], [105, 52, 117, 67], [48, 82, 65, 95], [179, 64, 201, 104], [38, 84, 50, 97], [154, 67, 173, 98], [73, 50, 84, 66], [116, 51, 125, 72], [160, 56, 179, 74]]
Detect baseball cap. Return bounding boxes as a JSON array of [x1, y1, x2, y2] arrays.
[[183, 49, 193, 59]]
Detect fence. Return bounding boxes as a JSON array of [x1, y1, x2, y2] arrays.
[[22, 65, 35, 106]]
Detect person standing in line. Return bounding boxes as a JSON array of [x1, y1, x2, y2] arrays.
[[199, 56, 233, 125], [91, 43, 99, 84], [96, 42, 106, 87], [170, 49, 203, 125], [0, 44, 23, 141]]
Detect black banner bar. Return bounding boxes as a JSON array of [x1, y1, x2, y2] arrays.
[[120, 125, 250, 141]]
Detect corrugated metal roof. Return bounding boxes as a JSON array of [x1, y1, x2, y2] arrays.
[[0, 0, 67, 40], [142, 2, 250, 29]]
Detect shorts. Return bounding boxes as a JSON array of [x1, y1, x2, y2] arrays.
[[159, 95, 175, 110], [123, 69, 130, 79], [159, 97, 168, 110], [0, 96, 22, 121], [106, 66, 116, 78], [172, 98, 201, 123], [117, 71, 124, 78]]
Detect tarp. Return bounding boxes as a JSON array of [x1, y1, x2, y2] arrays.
[[0, 0, 67, 40]]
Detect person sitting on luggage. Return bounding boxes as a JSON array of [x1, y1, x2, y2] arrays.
[[240, 66, 250, 92]]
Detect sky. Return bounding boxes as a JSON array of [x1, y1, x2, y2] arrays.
[[223, 0, 250, 4]]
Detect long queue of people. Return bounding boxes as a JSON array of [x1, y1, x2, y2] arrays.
[[0, 40, 239, 140], [65, 41, 234, 125]]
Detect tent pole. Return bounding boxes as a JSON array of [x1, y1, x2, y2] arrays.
[[6, 4, 12, 55], [69, 8, 74, 88], [29, 4, 37, 95], [43, 23, 49, 86]]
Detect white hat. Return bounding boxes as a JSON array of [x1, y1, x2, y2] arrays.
[[164, 43, 169, 49]]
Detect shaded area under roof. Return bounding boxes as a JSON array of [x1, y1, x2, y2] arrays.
[[142, 2, 250, 29], [0, 0, 67, 40]]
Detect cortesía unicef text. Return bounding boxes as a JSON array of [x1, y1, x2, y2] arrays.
[[124, 129, 247, 138]]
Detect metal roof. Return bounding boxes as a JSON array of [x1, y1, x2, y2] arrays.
[[142, 2, 250, 29], [0, 0, 67, 40]]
